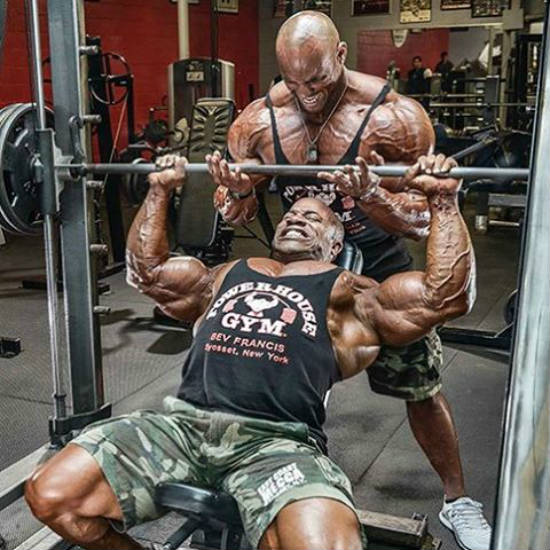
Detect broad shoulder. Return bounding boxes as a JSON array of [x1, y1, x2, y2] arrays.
[[346, 70, 390, 104], [228, 97, 272, 159], [331, 270, 378, 308], [269, 81, 295, 109], [231, 97, 271, 131], [350, 73, 435, 160]]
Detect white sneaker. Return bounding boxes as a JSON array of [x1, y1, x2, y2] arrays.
[[439, 496, 492, 550]]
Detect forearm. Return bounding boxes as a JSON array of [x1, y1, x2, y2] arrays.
[[356, 185, 430, 240], [214, 185, 259, 226], [423, 193, 473, 311], [126, 184, 172, 284]]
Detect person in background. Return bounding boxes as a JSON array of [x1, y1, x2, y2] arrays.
[[435, 51, 454, 92], [406, 56, 432, 106]]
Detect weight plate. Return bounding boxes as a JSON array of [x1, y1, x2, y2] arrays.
[[0, 103, 24, 233], [122, 157, 149, 206], [0, 103, 54, 235]]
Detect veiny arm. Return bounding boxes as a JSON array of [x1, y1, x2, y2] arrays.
[[126, 156, 222, 321], [353, 155, 475, 347], [211, 98, 271, 225]]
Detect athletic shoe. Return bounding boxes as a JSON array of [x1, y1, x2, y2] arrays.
[[439, 496, 492, 550]]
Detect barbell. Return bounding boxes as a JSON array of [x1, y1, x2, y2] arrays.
[[0, 102, 532, 235], [60, 162, 529, 181]]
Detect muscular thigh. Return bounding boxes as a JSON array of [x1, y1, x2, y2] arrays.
[[70, 409, 204, 530]]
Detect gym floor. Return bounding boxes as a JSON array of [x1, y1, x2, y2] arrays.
[[0, 193, 519, 550]]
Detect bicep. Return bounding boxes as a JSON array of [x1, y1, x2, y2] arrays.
[[128, 256, 217, 321], [366, 97, 434, 163]]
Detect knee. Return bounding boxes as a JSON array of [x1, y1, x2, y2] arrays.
[[25, 465, 68, 523], [408, 392, 442, 412], [262, 499, 362, 550]]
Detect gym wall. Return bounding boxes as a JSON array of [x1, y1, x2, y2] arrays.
[[357, 29, 449, 79], [0, 0, 258, 137], [258, 0, 526, 92]]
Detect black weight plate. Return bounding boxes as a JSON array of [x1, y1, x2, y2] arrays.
[[122, 157, 149, 206], [0, 103, 24, 233], [0, 103, 54, 235]]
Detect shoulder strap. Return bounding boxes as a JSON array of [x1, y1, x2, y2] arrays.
[[343, 83, 392, 160], [265, 93, 288, 164]]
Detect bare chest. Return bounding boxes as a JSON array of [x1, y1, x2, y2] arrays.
[[258, 104, 374, 165]]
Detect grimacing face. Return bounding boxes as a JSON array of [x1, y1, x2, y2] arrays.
[[279, 44, 346, 115], [272, 198, 343, 262]]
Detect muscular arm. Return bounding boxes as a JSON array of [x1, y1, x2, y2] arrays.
[[212, 98, 270, 225], [355, 186, 430, 240], [354, 159, 474, 347], [126, 164, 221, 321], [358, 94, 435, 239]]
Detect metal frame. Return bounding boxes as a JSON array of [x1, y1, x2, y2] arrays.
[[492, 2, 550, 548], [46, 0, 105, 418]]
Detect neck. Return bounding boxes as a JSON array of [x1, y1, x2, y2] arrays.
[[305, 68, 347, 124], [271, 249, 323, 264]]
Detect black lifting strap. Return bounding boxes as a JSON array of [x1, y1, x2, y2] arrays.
[[0, 1, 7, 69]]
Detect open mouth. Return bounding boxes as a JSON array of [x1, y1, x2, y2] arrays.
[[282, 226, 308, 239], [301, 92, 323, 108]]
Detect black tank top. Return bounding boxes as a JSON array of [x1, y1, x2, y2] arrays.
[[177, 260, 343, 452], [266, 84, 413, 282]]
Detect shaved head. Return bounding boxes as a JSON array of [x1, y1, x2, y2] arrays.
[[276, 11, 340, 61], [275, 11, 348, 116]]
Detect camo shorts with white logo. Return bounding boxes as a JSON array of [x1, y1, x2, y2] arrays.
[[71, 396, 358, 547]]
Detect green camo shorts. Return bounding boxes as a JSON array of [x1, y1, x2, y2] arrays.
[[367, 329, 443, 401], [72, 396, 358, 548]]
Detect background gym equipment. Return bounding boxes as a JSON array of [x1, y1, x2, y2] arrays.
[[0, 103, 54, 235], [168, 57, 235, 145], [176, 97, 235, 253], [1, 0, 549, 549]]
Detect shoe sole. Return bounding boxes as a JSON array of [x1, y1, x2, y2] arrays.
[[439, 511, 471, 550]]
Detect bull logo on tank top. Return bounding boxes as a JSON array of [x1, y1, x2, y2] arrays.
[[203, 281, 320, 366], [206, 281, 318, 338]]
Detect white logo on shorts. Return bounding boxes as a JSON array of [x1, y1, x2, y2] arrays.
[[257, 463, 306, 506]]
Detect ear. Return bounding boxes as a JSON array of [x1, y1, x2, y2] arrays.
[[330, 239, 343, 262], [336, 41, 347, 65]]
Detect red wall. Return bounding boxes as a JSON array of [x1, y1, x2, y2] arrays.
[[357, 29, 449, 80], [0, 0, 258, 147]]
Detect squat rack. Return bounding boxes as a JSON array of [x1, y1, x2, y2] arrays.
[[0, 1, 549, 549]]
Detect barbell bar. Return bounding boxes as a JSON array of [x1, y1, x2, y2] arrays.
[[56, 162, 530, 181]]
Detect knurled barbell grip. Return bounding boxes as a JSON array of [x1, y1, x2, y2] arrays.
[[56, 163, 530, 181]]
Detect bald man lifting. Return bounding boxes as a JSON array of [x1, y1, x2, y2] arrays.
[[207, 11, 491, 550], [26, 154, 473, 550]]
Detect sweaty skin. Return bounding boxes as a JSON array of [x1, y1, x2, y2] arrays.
[[129, 155, 472, 379], [25, 154, 473, 550], [209, 10, 434, 238]]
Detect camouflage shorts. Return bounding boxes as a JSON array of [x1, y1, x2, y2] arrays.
[[72, 396, 358, 548], [367, 329, 443, 401]]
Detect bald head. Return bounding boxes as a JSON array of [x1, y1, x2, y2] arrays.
[[275, 11, 348, 115], [276, 11, 340, 60]]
